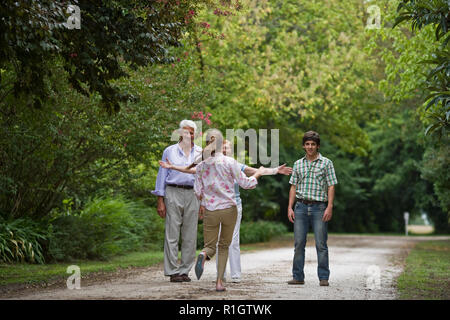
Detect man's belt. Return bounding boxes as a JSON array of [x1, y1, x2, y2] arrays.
[[297, 198, 326, 205], [167, 184, 193, 190]]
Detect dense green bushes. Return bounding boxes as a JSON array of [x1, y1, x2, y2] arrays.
[[0, 197, 165, 263], [239, 221, 288, 244], [47, 197, 165, 261]]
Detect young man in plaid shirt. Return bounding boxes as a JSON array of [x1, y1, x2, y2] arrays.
[[287, 131, 338, 287]]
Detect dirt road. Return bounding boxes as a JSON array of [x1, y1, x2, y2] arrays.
[[3, 235, 449, 300]]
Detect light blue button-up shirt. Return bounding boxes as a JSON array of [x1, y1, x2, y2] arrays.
[[151, 143, 202, 197]]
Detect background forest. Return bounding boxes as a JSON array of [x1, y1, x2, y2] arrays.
[[0, 0, 448, 264]]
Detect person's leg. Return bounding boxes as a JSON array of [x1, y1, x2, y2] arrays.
[[196, 208, 220, 281], [216, 206, 238, 288], [202, 209, 220, 260], [163, 187, 183, 277], [311, 203, 330, 281], [215, 224, 227, 280], [228, 203, 242, 280], [179, 189, 199, 277], [292, 202, 308, 282]]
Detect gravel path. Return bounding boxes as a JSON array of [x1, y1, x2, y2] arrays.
[[4, 235, 449, 300]]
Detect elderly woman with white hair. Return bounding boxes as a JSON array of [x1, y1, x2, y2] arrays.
[[151, 119, 202, 283], [193, 129, 264, 292]]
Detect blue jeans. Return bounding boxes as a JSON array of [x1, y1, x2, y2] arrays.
[[292, 201, 330, 281]]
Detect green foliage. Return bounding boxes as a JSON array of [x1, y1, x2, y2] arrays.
[[0, 0, 216, 111], [239, 220, 288, 244], [394, 0, 450, 43], [392, 0, 449, 138], [421, 140, 450, 232], [366, 109, 435, 231], [0, 217, 46, 264], [0, 54, 204, 220], [192, 0, 379, 154], [47, 197, 164, 261]]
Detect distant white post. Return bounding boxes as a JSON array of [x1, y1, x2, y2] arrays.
[[403, 212, 409, 236]]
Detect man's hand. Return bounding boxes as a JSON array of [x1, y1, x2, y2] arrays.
[[323, 186, 335, 222], [322, 206, 333, 222], [199, 205, 206, 220], [288, 207, 295, 223], [158, 158, 173, 169], [157, 196, 166, 219], [277, 164, 293, 175]]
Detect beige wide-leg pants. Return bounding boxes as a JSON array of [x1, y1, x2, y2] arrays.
[[164, 186, 199, 276], [202, 206, 237, 281]]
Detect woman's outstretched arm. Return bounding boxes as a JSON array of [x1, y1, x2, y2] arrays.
[[158, 159, 197, 174]]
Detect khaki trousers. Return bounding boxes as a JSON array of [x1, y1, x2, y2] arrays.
[[202, 206, 237, 281], [164, 186, 199, 276]]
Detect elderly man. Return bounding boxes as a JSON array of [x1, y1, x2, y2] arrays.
[[152, 120, 202, 282]]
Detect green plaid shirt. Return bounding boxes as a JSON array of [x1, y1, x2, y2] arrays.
[[289, 153, 338, 202]]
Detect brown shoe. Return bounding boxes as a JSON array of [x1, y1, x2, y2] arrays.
[[319, 280, 329, 286], [170, 274, 183, 282], [287, 279, 305, 285], [180, 274, 191, 282]]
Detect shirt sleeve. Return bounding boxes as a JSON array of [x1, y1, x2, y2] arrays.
[[151, 148, 170, 197], [325, 160, 338, 186], [194, 163, 204, 201], [289, 161, 299, 185], [230, 158, 257, 189]]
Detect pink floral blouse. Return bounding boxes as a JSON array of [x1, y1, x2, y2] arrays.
[[194, 152, 258, 211]]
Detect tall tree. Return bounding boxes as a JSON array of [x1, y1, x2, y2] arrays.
[[0, 0, 218, 112], [392, 0, 449, 138]]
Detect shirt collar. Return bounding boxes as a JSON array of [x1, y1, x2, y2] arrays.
[[302, 152, 322, 162], [177, 143, 200, 156]]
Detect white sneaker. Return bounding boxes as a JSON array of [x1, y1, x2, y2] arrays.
[[231, 277, 241, 283]]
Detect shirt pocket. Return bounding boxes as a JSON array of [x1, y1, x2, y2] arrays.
[[310, 167, 325, 182]]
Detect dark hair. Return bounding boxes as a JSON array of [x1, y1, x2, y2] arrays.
[[302, 131, 320, 146]]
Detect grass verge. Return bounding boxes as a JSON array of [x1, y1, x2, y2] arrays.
[[396, 240, 450, 300], [0, 251, 164, 286]]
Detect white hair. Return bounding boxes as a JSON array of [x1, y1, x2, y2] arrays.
[[179, 119, 197, 132]]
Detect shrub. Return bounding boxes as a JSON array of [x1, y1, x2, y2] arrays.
[[47, 197, 164, 261], [239, 220, 288, 244], [0, 217, 46, 264]]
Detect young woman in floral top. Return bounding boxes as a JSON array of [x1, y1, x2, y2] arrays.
[[192, 129, 265, 291]]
